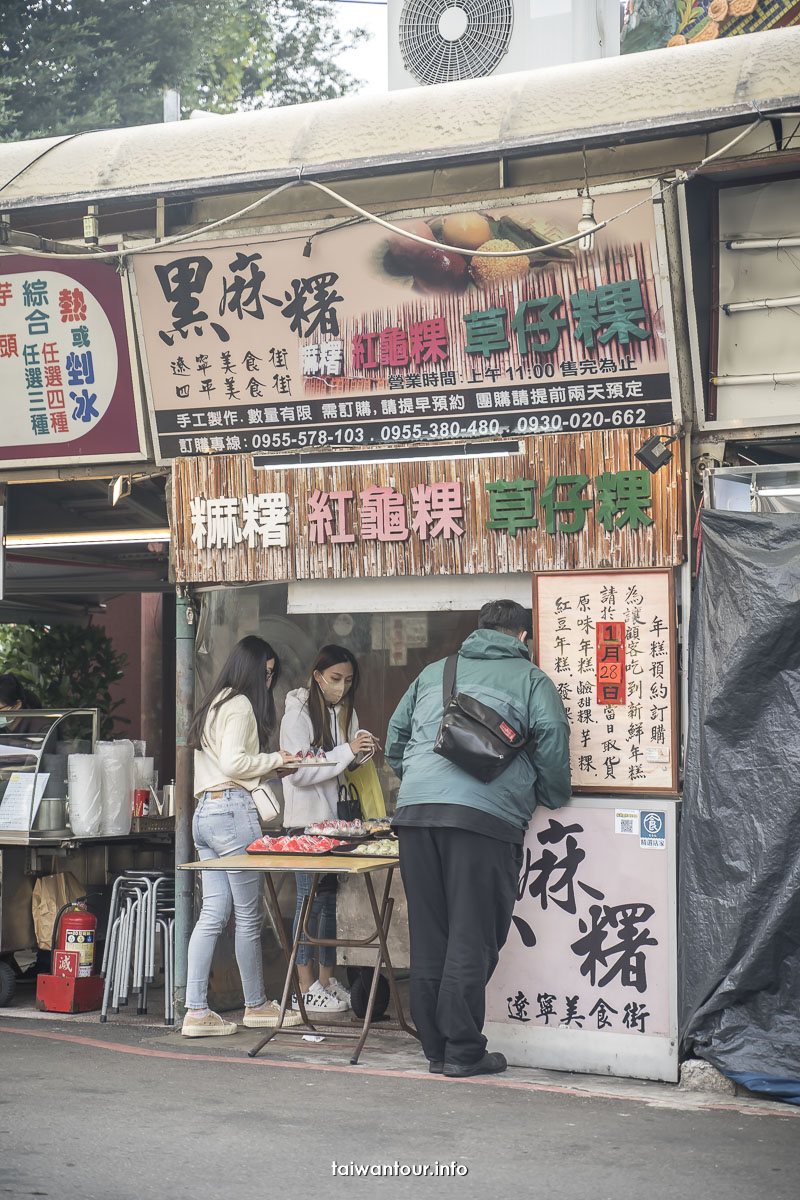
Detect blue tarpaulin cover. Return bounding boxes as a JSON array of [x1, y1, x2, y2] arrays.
[[680, 510, 800, 1106]]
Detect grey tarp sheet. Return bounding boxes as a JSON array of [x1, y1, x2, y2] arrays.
[[680, 510, 800, 1086]]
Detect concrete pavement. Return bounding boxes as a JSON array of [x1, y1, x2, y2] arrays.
[[1, 1011, 798, 1200]]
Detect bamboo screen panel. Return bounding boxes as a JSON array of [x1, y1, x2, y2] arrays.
[[172, 426, 684, 584]]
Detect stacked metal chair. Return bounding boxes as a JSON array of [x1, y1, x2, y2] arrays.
[[100, 870, 175, 1025]]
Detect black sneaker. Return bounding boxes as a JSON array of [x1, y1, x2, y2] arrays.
[[443, 1052, 507, 1078], [428, 1060, 444, 1074]]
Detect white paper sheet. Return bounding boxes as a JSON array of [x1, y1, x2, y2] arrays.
[[0, 772, 50, 830]]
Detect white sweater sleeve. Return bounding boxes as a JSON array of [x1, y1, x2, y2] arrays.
[[216, 705, 283, 784]]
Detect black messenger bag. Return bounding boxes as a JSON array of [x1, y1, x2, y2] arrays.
[[433, 654, 530, 782]]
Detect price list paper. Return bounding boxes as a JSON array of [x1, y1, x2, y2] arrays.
[[534, 570, 678, 794]]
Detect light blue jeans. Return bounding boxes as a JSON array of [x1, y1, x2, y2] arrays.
[[186, 788, 267, 1010], [293, 872, 337, 968]]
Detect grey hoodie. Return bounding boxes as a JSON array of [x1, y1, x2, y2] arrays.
[[279, 687, 358, 828]]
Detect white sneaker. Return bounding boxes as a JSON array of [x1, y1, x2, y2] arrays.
[[324, 976, 351, 1008], [291, 979, 348, 1013]]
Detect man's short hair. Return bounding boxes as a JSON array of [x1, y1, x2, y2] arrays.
[[478, 600, 531, 639]]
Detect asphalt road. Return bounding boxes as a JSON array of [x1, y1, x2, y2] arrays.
[[1, 1019, 798, 1200]]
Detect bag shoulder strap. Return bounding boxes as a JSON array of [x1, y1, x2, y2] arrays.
[[442, 654, 458, 704]]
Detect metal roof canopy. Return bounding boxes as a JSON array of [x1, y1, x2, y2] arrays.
[[0, 31, 799, 211], [0, 476, 171, 622]]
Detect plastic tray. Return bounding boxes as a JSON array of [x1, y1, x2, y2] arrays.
[[333, 843, 399, 858]]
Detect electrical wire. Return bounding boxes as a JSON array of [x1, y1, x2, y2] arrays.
[[0, 130, 99, 198], [0, 179, 298, 261], [300, 177, 608, 257]]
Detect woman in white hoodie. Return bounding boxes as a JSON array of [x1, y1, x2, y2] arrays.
[[280, 644, 374, 1013]]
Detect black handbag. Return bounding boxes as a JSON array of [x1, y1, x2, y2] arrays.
[[433, 654, 530, 782], [337, 779, 362, 822]]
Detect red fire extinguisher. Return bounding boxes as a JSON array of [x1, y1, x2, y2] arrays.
[[52, 900, 97, 978]]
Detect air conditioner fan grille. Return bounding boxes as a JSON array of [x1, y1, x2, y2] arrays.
[[399, 0, 515, 87]]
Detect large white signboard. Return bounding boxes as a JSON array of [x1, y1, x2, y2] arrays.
[[485, 797, 678, 1081]]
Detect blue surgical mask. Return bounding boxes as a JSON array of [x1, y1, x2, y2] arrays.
[[0, 716, 9, 730]]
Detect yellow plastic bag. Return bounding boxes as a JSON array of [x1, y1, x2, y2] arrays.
[[343, 758, 386, 820]]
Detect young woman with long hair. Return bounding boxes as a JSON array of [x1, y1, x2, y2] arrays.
[[182, 635, 301, 1038], [280, 644, 375, 1013]]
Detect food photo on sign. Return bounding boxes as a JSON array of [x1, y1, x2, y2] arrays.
[[131, 188, 675, 462]]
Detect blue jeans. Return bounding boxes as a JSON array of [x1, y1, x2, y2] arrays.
[[186, 789, 266, 1009], [293, 872, 336, 968]]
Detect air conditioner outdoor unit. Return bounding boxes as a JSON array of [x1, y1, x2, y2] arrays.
[[388, 0, 620, 90]]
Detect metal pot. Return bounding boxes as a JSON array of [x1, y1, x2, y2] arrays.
[[34, 797, 68, 832]]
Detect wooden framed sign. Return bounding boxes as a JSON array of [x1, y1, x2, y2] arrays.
[[534, 569, 678, 795]]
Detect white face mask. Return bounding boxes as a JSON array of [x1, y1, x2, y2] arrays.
[[315, 673, 350, 707], [0, 716, 8, 730]]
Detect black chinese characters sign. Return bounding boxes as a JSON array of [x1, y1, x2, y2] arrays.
[[133, 189, 675, 461], [485, 800, 678, 1081]]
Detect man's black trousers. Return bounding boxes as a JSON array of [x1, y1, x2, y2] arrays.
[[397, 825, 522, 1068]]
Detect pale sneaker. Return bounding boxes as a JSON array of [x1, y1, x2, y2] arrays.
[[291, 979, 348, 1013], [182, 1010, 237, 1038], [324, 976, 351, 1008], [242, 1001, 303, 1028]]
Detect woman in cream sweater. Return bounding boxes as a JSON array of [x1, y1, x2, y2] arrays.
[[182, 635, 300, 1038]]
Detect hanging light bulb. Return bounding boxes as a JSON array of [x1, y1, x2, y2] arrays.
[[577, 147, 596, 253], [577, 190, 596, 253]]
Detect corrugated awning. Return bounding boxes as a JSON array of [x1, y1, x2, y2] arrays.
[[1, 30, 799, 209]]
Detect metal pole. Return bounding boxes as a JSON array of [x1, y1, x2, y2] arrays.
[[173, 586, 196, 1016]]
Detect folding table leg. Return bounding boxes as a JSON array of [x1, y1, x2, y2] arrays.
[[362, 871, 419, 1041], [348, 914, 392, 1065], [248, 885, 316, 1058]]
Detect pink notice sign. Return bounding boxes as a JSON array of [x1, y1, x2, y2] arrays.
[[0, 255, 143, 466], [486, 803, 672, 1039]]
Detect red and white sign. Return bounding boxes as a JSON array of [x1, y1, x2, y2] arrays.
[[53, 949, 80, 978], [0, 255, 146, 466]]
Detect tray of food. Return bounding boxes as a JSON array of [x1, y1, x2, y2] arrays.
[[287, 749, 335, 768], [304, 819, 369, 840], [334, 838, 399, 858], [363, 818, 394, 836], [246, 834, 347, 855]]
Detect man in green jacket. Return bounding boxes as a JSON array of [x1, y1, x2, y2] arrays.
[[386, 599, 571, 1079]]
